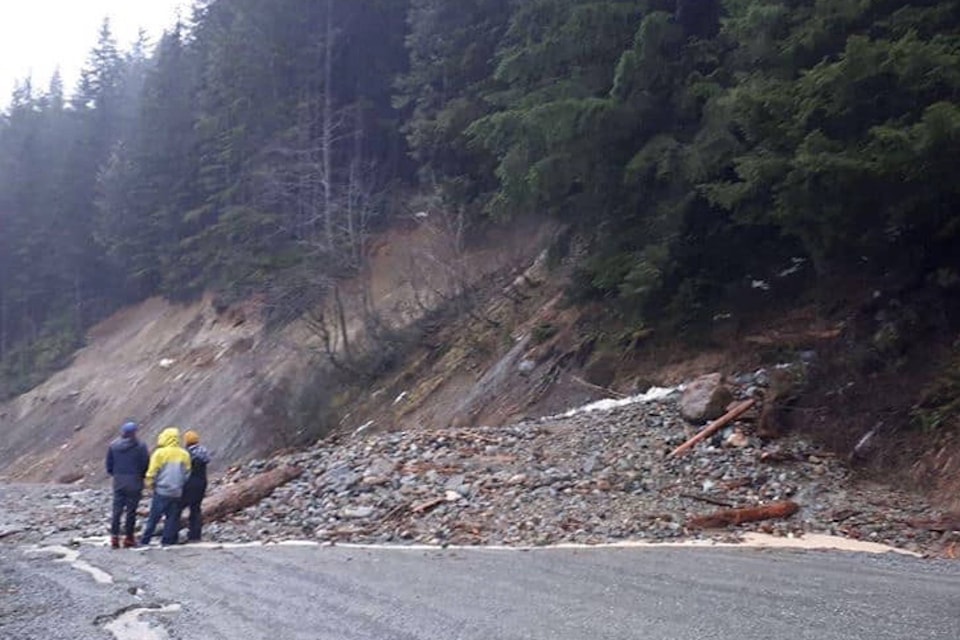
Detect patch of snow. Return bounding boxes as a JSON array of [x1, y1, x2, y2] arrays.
[[393, 391, 408, 405], [158, 358, 176, 369], [751, 279, 771, 291], [555, 386, 678, 419]]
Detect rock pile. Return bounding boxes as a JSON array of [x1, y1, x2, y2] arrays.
[[1, 369, 955, 556], [206, 386, 951, 554]]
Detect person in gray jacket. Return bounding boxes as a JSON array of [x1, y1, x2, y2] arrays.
[[106, 421, 150, 548]]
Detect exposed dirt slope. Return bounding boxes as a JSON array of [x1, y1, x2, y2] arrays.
[[0, 294, 307, 484], [0, 216, 559, 484]]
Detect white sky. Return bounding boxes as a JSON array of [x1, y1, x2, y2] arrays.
[[0, 0, 189, 105]]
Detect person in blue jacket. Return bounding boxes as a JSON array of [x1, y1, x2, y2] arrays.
[[105, 421, 149, 549]]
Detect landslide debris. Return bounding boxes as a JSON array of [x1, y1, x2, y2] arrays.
[[204, 382, 953, 554], [3, 371, 956, 556]]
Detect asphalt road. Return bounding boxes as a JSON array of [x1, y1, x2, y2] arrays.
[[3, 542, 959, 640]]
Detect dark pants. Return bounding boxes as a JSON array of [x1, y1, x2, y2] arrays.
[[110, 487, 142, 538], [140, 494, 180, 546], [179, 495, 204, 541]]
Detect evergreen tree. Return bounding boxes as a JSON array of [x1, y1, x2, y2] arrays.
[[3, 0, 960, 395], [397, 0, 511, 202]]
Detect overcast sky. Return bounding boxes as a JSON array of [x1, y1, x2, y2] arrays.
[[0, 0, 188, 105]]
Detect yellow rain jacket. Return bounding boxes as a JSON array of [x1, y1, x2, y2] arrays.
[[145, 427, 192, 498]]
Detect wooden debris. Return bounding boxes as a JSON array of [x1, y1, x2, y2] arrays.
[[828, 508, 861, 523], [679, 493, 735, 509], [719, 478, 753, 491], [906, 513, 960, 533], [203, 465, 302, 523], [380, 503, 409, 522], [400, 462, 464, 475], [570, 375, 627, 399], [669, 399, 756, 458], [744, 327, 842, 347], [411, 497, 446, 515], [687, 500, 800, 529]]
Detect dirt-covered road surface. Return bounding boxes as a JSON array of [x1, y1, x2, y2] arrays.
[[2, 540, 959, 640]]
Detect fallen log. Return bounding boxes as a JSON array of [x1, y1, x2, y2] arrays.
[[669, 399, 756, 458], [202, 465, 302, 523], [687, 500, 799, 530]]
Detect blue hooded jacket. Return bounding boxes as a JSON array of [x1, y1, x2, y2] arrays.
[[106, 435, 150, 492]]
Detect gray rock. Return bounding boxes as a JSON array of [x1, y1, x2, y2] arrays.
[[679, 373, 734, 423], [323, 465, 360, 490], [364, 457, 396, 478], [341, 506, 375, 519], [582, 455, 599, 475]]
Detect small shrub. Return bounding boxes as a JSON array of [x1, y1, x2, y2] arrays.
[[532, 323, 558, 344], [912, 349, 960, 433]]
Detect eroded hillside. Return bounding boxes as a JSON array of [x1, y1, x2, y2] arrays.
[[0, 216, 558, 483]]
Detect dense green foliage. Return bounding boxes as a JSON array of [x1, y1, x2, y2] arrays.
[[1, 0, 959, 395]]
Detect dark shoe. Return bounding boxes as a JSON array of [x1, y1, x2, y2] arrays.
[[122, 536, 137, 548], [110, 536, 120, 549]]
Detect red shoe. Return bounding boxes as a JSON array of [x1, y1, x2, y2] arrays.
[[122, 536, 137, 548], [110, 536, 120, 549]]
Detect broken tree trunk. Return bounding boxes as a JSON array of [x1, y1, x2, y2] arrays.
[[687, 500, 800, 529], [669, 398, 756, 458], [202, 465, 303, 523]]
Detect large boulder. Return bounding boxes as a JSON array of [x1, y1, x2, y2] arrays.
[[680, 373, 733, 423]]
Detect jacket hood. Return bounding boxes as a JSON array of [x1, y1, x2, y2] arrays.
[[157, 427, 181, 448], [188, 443, 212, 464], [113, 436, 140, 451]]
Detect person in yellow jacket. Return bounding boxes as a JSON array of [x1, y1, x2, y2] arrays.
[[139, 427, 191, 546]]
